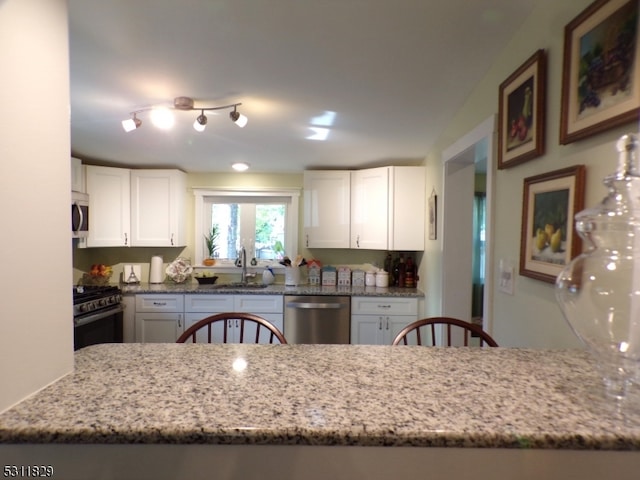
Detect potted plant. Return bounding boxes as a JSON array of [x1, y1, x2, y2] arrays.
[[203, 225, 219, 266]]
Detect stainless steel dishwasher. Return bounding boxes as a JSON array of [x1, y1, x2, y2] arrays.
[[284, 295, 350, 344]]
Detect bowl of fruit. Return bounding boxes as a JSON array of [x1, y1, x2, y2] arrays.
[[82, 264, 113, 285], [195, 273, 219, 285]]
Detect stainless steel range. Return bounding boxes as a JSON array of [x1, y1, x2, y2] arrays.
[[73, 285, 124, 350]]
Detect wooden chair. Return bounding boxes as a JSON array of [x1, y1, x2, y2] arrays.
[[392, 317, 498, 347], [176, 312, 287, 344]]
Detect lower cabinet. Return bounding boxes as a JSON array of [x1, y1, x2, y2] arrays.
[[135, 294, 185, 343], [350, 296, 418, 345], [184, 294, 284, 344]]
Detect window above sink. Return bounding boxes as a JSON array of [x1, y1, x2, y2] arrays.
[[193, 187, 300, 268]]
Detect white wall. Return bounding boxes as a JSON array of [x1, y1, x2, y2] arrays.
[[423, 0, 636, 348], [0, 0, 73, 412]]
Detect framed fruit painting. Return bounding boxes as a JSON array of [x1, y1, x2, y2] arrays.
[[559, 0, 639, 144], [519, 165, 586, 283], [498, 49, 547, 169]]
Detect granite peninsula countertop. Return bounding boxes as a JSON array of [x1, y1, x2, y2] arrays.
[[120, 282, 423, 297], [1, 343, 639, 450]]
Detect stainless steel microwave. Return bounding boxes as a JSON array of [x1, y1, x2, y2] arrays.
[[71, 191, 89, 238]]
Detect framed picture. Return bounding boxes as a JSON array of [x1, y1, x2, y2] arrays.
[[560, 0, 640, 144], [519, 165, 586, 283], [428, 190, 437, 240], [498, 49, 547, 169]]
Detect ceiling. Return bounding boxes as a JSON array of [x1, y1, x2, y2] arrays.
[[68, 0, 535, 173]]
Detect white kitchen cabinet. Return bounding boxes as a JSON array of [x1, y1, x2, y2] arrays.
[[350, 167, 388, 250], [350, 166, 425, 251], [85, 165, 131, 247], [130, 169, 186, 247], [71, 157, 85, 193], [135, 294, 185, 343], [303, 170, 351, 248], [388, 166, 426, 251], [350, 296, 418, 345], [121, 294, 136, 343], [85, 166, 186, 247], [184, 294, 284, 344]]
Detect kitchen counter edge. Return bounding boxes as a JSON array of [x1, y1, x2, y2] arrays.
[[120, 283, 424, 297]]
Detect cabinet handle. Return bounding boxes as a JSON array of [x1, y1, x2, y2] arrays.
[[377, 304, 391, 309], [171, 233, 174, 246], [124, 232, 128, 246], [385, 317, 389, 330], [305, 234, 309, 247], [356, 235, 360, 248], [178, 315, 182, 329], [378, 317, 383, 330], [152, 301, 167, 306]]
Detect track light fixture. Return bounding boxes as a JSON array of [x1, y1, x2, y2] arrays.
[[193, 110, 207, 132], [121, 113, 142, 132], [229, 105, 248, 128], [121, 97, 247, 133]]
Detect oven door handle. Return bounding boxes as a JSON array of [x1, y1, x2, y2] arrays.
[[74, 304, 124, 327]]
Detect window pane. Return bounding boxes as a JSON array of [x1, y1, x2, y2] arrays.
[[211, 203, 239, 260], [210, 202, 286, 261], [255, 204, 285, 260]]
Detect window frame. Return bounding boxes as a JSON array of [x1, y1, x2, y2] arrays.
[[193, 187, 300, 272]]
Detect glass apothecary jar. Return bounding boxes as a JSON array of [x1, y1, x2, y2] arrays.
[[556, 134, 640, 402]]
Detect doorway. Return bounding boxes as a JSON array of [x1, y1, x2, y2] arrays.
[[441, 115, 495, 335]]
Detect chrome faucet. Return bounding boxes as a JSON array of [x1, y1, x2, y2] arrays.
[[240, 246, 247, 284]]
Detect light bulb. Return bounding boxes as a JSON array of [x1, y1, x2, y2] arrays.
[[193, 113, 207, 132], [150, 107, 175, 130]]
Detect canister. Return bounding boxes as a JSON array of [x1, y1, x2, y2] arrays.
[[375, 271, 389, 288], [365, 271, 376, 286]]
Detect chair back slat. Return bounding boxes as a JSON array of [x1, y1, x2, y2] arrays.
[[392, 317, 498, 347]]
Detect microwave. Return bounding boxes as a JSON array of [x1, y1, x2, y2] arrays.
[[71, 191, 89, 238]]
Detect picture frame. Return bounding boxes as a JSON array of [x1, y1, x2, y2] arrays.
[[428, 190, 437, 240], [519, 165, 586, 283], [498, 49, 547, 169], [559, 0, 640, 144]]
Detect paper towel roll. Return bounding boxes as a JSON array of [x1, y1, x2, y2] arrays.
[[149, 255, 164, 283]]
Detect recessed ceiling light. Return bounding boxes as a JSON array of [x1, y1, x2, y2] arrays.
[[232, 162, 249, 172]]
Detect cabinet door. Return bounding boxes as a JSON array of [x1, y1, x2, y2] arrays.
[[384, 316, 415, 344], [86, 165, 130, 247], [130, 169, 186, 247], [303, 171, 351, 248], [135, 312, 183, 343], [350, 167, 389, 250], [389, 166, 426, 251], [350, 315, 384, 345], [71, 157, 85, 193]]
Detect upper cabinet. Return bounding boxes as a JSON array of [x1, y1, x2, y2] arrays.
[[85, 165, 186, 248], [70, 157, 85, 193], [304, 166, 425, 251], [130, 169, 186, 247], [350, 167, 389, 250], [351, 166, 425, 251], [388, 166, 425, 251], [86, 165, 131, 247], [303, 170, 351, 248]]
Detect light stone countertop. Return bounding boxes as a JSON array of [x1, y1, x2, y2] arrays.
[[120, 282, 424, 297], [1, 343, 639, 449]]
